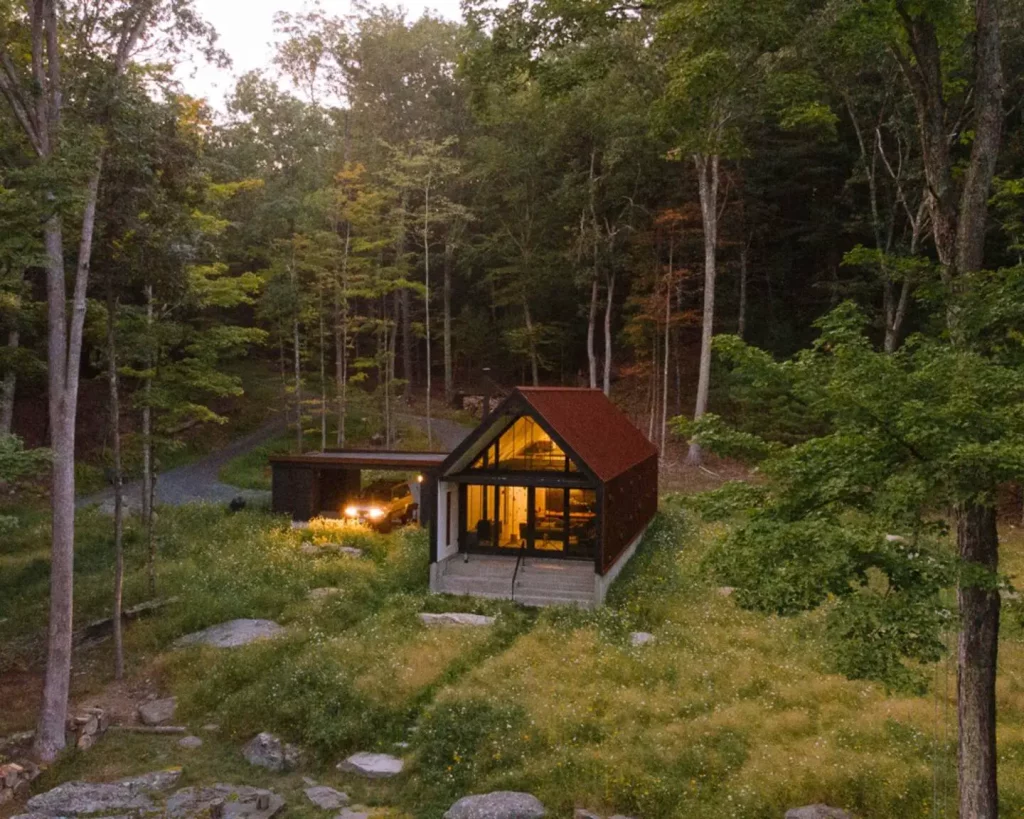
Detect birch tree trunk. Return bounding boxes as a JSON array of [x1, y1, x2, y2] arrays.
[[443, 238, 454, 405], [687, 152, 719, 466], [293, 314, 302, 452], [523, 298, 540, 387], [105, 286, 125, 680], [587, 276, 598, 389], [602, 271, 614, 395], [1, 328, 19, 434], [319, 284, 326, 452]]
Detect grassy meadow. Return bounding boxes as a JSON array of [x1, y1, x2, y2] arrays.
[[2, 500, 1024, 819]]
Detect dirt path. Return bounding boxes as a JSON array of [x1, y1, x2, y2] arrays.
[[396, 412, 471, 452], [77, 417, 286, 512]]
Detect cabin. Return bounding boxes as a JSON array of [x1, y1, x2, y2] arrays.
[[430, 387, 659, 608]]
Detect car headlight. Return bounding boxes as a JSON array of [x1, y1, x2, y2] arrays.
[[367, 507, 385, 520], [344, 506, 359, 517]]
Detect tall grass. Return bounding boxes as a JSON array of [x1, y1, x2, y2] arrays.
[[5, 501, 1024, 818]]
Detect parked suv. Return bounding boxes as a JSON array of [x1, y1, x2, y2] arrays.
[[344, 479, 416, 532]]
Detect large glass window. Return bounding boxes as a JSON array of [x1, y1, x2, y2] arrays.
[[470, 416, 579, 472], [464, 484, 496, 548], [567, 488, 598, 556], [461, 484, 598, 558]]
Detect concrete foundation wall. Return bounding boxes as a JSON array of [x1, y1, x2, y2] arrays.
[[594, 523, 649, 605]]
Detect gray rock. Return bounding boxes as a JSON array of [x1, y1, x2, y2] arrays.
[[300, 543, 320, 556], [137, 697, 177, 726], [335, 810, 369, 819], [309, 588, 343, 600], [574, 810, 602, 819], [26, 769, 182, 816], [785, 807, 853, 819], [242, 732, 302, 772], [201, 724, 220, 733], [444, 793, 546, 819], [302, 778, 318, 787], [419, 612, 495, 628], [166, 785, 284, 819], [174, 619, 285, 649], [337, 753, 404, 779], [304, 787, 349, 811], [717, 586, 735, 597], [335, 546, 364, 557], [178, 736, 203, 749], [629, 632, 655, 647]]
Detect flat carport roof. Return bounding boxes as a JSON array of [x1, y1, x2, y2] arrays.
[[270, 450, 449, 470]]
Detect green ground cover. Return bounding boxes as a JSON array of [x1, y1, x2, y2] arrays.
[[3, 502, 1024, 819]]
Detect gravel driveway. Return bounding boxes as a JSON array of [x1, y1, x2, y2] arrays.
[[78, 412, 472, 512]]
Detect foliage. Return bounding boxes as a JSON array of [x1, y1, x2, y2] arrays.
[[683, 277, 1024, 689]]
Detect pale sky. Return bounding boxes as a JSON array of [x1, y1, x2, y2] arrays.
[[173, 0, 465, 111]]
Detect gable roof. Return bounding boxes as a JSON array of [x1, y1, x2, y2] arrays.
[[515, 387, 658, 482]]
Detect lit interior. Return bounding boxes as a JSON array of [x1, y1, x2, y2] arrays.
[[470, 416, 579, 473]]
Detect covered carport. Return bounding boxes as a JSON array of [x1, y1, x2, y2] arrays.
[[270, 450, 448, 524]]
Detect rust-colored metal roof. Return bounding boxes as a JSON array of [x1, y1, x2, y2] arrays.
[[516, 387, 658, 482]]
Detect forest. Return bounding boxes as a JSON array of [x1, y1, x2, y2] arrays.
[[3, 0, 1024, 818]]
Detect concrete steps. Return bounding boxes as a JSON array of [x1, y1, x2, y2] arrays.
[[434, 554, 596, 608]]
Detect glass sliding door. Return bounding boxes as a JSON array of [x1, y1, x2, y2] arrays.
[[532, 487, 566, 552], [460, 482, 598, 560]]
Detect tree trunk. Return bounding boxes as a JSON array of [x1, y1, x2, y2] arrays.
[[956, 503, 1000, 819], [1, 327, 19, 434], [522, 297, 540, 387], [443, 237, 454, 405], [401, 288, 412, 400], [142, 283, 155, 598], [660, 243, 672, 457], [293, 315, 302, 452], [423, 178, 433, 448], [36, 155, 102, 761], [315, 280, 323, 448], [587, 276, 599, 389], [105, 286, 125, 680], [737, 244, 748, 340], [603, 271, 614, 396], [687, 152, 719, 466], [335, 223, 351, 447]]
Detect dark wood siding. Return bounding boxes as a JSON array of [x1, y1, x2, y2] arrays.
[[272, 465, 319, 521], [599, 454, 658, 574]]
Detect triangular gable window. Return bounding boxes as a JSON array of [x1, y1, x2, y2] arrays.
[[469, 415, 580, 473]]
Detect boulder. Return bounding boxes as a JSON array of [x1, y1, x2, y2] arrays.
[[629, 632, 655, 647], [166, 784, 284, 819], [304, 787, 349, 811], [25, 769, 182, 816], [716, 586, 735, 597], [418, 613, 495, 628], [444, 793, 546, 819], [178, 736, 203, 750], [242, 733, 302, 773], [573, 810, 602, 819], [174, 620, 284, 649], [138, 697, 177, 726], [334, 546, 364, 558], [337, 753, 404, 779], [785, 807, 853, 819]]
